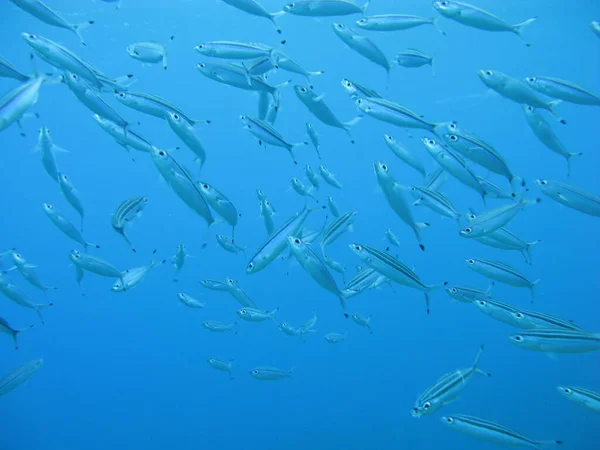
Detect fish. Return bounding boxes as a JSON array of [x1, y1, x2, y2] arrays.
[[203, 321, 236, 333], [323, 255, 345, 281], [198, 182, 239, 235], [58, 173, 84, 231], [305, 123, 322, 159], [341, 78, 381, 99], [477, 176, 514, 200], [236, 306, 278, 322], [466, 258, 539, 302], [279, 322, 303, 337], [115, 91, 206, 125], [127, 36, 174, 70], [43, 204, 99, 250], [477, 70, 564, 122], [383, 134, 426, 178], [195, 41, 275, 60], [433, 1, 536, 45], [247, 204, 318, 274], [93, 115, 156, 154], [441, 414, 562, 448], [0, 55, 31, 82], [219, 0, 285, 33], [291, 178, 317, 200], [270, 50, 325, 87], [305, 165, 320, 190], [172, 244, 192, 282], [216, 235, 246, 255], [320, 211, 357, 253], [258, 90, 279, 124], [423, 167, 447, 191], [332, 23, 391, 77], [412, 346, 490, 418], [473, 228, 540, 265], [0, 273, 53, 323], [112, 257, 165, 292], [350, 243, 446, 313], [0, 316, 33, 350], [557, 386, 600, 414], [395, 49, 435, 76], [373, 161, 429, 251], [522, 106, 581, 176], [319, 165, 343, 189], [177, 292, 205, 308], [294, 86, 361, 142], [356, 14, 445, 34], [299, 312, 318, 335], [410, 186, 460, 221], [10, 0, 94, 45], [513, 310, 583, 331], [0, 359, 43, 397], [111, 196, 148, 252], [524, 76, 600, 106], [69, 250, 122, 280], [166, 111, 208, 169], [259, 199, 276, 235], [284, 1, 369, 16], [199, 279, 229, 292], [421, 138, 487, 203], [5, 251, 56, 292], [590, 21, 600, 38], [327, 197, 341, 218], [0, 73, 46, 135], [355, 97, 435, 132], [351, 313, 372, 333], [445, 283, 494, 303], [249, 366, 293, 380], [473, 298, 529, 328], [287, 236, 348, 315], [536, 179, 600, 217], [224, 278, 256, 307], [324, 332, 347, 343], [207, 357, 233, 379], [509, 329, 600, 354], [460, 198, 540, 239], [240, 115, 307, 164], [384, 228, 401, 249]]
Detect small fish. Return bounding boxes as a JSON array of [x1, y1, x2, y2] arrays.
[[473, 228, 540, 265], [433, 1, 536, 45], [5, 251, 56, 292], [58, 173, 84, 231], [166, 111, 208, 170], [198, 181, 239, 235], [207, 357, 233, 379], [410, 186, 460, 221], [294, 86, 361, 142], [127, 36, 174, 70], [279, 322, 303, 337], [473, 298, 527, 328], [384, 228, 401, 250], [514, 310, 583, 332], [299, 312, 318, 335], [236, 306, 278, 322], [305, 123, 322, 159], [69, 250, 122, 280], [557, 386, 600, 414], [291, 178, 317, 201], [509, 329, 600, 354], [590, 21, 600, 39], [271, 50, 324, 87], [172, 244, 192, 282], [355, 97, 435, 132], [0, 358, 43, 397], [259, 198, 276, 235], [412, 346, 490, 418], [111, 196, 148, 252], [441, 414, 562, 448], [320, 211, 357, 252], [249, 366, 293, 380], [319, 165, 343, 189], [466, 258, 538, 302], [477, 176, 514, 200], [460, 198, 540, 239], [115, 91, 205, 125], [523, 106, 581, 176], [423, 167, 447, 191], [112, 257, 165, 292], [356, 14, 444, 34], [177, 292, 205, 308], [284, 0, 369, 16], [305, 165, 320, 190], [43, 204, 98, 250], [324, 332, 347, 343], [0, 73, 46, 135], [0, 273, 53, 323], [477, 70, 564, 122], [383, 134, 426, 178], [323, 255, 345, 281], [0, 316, 33, 350], [195, 41, 274, 60], [216, 235, 246, 255], [203, 321, 236, 333], [536, 179, 600, 217], [258, 90, 279, 124], [0, 55, 30, 82], [445, 283, 494, 303], [10, 0, 94, 45], [199, 279, 229, 292], [241, 115, 307, 164], [395, 49, 435, 76], [327, 197, 341, 218], [94, 115, 156, 154], [220, 0, 285, 33], [524, 76, 600, 106], [332, 23, 391, 77], [351, 313, 372, 333]]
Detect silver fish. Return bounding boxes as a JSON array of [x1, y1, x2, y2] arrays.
[[384, 228, 401, 250], [445, 283, 494, 303], [473, 228, 540, 265], [557, 386, 600, 414], [524, 76, 600, 106], [332, 23, 391, 76], [6, 251, 56, 292], [207, 357, 233, 379], [284, 0, 369, 16], [305, 165, 320, 190], [356, 97, 435, 132], [536, 179, 600, 217], [0, 358, 43, 397], [356, 14, 444, 34], [112, 257, 165, 292], [43, 203, 98, 250], [319, 165, 343, 189], [69, 250, 121, 279], [320, 211, 357, 252], [177, 292, 205, 308], [237, 306, 278, 322], [115, 91, 207, 125], [111, 196, 148, 252], [203, 321, 236, 333], [509, 329, 600, 354], [271, 50, 325, 87], [216, 235, 246, 255], [324, 332, 347, 343], [58, 173, 84, 231], [198, 181, 239, 234], [0, 55, 30, 82], [351, 313, 372, 333], [200, 279, 229, 292], [327, 197, 341, 218], [127, 36, 174, 70], [473, 298, 527, 328], [591, 21, 600, 38], [513, 309, 583, 332], [291, 178, 317, 201], [383, 134, 426, 178], [172, 244, 192, 282], [341, 78, 381, 99], [259, 198, 276, 235], [466, 258, 539, 302], [241, 115, 307, 164], [460, 198, 540, 239], [395, 49, 435, 76], [0, 273, 52, 323], [305, 123, 322, 159], [0, 73, 45, 134], [0, 316, 33, 350], [224, 278, 256, 307], [93, 115, 155, 154], [220, 0, 285, 33], [166, 111, 208, 169], [195, 40, 274, 60], [249, 366, 293, 380], [410, 186, 460, 221]]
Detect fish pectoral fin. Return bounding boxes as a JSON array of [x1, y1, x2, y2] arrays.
[[25, 264, 38, 269], [52, 145, 70, 153], [557, 193, 569, 202]]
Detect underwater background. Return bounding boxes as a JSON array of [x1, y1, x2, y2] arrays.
[[1, 0, 599, 449]]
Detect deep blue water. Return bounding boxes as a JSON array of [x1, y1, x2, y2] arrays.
[[1, 0, 599, 449]]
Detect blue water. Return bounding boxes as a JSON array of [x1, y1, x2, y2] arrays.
[[1, 0, 599, 449]]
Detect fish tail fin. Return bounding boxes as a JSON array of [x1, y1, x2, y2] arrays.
[[343, 116, 362, 144], [524, 240, 541, 265], [162, 53, 168, 70], [485, 281, 495, 295], [113, 74, 137, 90], [534, 440, 564, 449], [270, 11, 286, 34], [512, 17, 537, 45], [432, 18, 446, 35], [13, 324, 34, 350], [424, 292, 431, 315], [73, 20, 94, 46], [414, 222, 430, 251], [548, 99, 566, 123], [361, 0, 371, 13], [566, 152, 583, 177], [472, 344, 492, 376], [430, 53, 436, 77], [530, 279, 541, 303]]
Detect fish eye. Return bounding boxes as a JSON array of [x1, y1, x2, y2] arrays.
[[515, 312, 525, 319], [197, 44, 204, 49], [423, 402, 431, 410], [382, 164, 388, 171], [247, 262, 254, 269], [294, 239, 300, 244], [468, 214, 476, 220], [118, 92, 125, 98], [173, 113, 179, 120], [71, 74, 78, 80], [445, 417, 453, 424], [449, 135, 458, 141], [428, 139, 435, 145], [527, 106, 534, 111], [478, 300, 486, 306], [449, 123, 457, 130], [356, 99, 363, 104], [467, 259, 475, 264], [16, 253, 22, 258], [527, 77, 536, 82], [300, 87, 307, 93], [485, 70, 493, 76], [464, 227, 472, 234], [30, 34, 37, 39], [199, 63, 206, 68], [450, 288, 457, 293], [358, 19, 366, 24], [240, 309, 247, 314], [564, 388, 572, 394], [202, 184, 209, 189], [159, 151, 165, 156], [514, 335, 524, 342], [287, 2, 295, 8], [354, 245, 361, 251], [540, 180, 547, 185], [253, 369, 260, 374]]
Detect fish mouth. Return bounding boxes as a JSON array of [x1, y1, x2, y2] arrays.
[[411, 408, 422, 418], [476, 70, 488, 80]]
